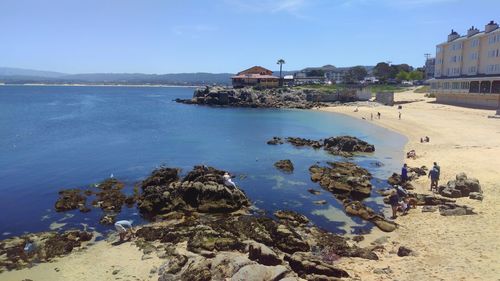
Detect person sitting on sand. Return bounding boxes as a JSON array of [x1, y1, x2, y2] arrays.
[[428, 167, 439, 191], [401, 164, 408, 183], [114, 220, 135, 242], [388, 189, 399, 219], [406, 150, 416, 159], [425, 136, 430, 142], [223, 172, 237, 188]]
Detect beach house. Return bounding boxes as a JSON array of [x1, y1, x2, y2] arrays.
[[231, 66, 279, 88], [429, 20, 500, 108]]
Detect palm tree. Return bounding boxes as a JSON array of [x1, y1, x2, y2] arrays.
[[277, 59, 286, 87]]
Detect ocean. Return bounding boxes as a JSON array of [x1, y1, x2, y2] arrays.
[[0, 85, 406, 238]]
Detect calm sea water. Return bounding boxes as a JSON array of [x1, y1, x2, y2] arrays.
[[0, 85, 406, 238]]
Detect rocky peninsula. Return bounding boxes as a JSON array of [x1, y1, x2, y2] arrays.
[[175, 86, 330, 109]]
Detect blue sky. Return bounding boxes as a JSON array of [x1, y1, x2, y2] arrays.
[[1, 0, 499, 74]]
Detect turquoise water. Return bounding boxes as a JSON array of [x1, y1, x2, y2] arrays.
[[0, 85, 406, 237]]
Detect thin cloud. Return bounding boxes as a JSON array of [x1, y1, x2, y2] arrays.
[[171, 24, 217, 37], [225, 0, 308, 16], [341, 0, 458, 9]]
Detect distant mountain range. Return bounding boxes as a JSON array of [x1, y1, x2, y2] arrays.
[[0, 67, 235, 86], [0, 65, 375, 86]]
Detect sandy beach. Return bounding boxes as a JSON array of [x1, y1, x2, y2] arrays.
[[2, 89, 500, 281], [320, 89, 500, 281]]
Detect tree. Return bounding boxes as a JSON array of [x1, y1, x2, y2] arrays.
[[276, 59, 285, 87], [396, 70, 410, 81], [408, 70, 424, 81], [344, 66, 368, 83], [373, 62, 393, 81]]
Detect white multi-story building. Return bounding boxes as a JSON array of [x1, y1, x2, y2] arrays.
[[430, 20, 500, 108]]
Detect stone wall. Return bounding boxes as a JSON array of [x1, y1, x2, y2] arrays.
[[375, 92, 394, 106], [436, 93, 500, 109]]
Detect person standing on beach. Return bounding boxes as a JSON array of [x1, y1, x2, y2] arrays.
[[428, 167, 439, 191], [377, 112, 381, 119], [401, 163, 408, 183], [433, 162, 440, 179], [399, 112, 401, 120], [389, 189, 399, 219]]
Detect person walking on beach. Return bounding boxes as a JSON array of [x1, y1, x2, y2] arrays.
[[401, 163, 408, 183], [399, 112, 401, 120], [377, 112, 381, 119], [223, 172, 237, 188], [428, 167, 439, 191], [114, 220, 135, 242]]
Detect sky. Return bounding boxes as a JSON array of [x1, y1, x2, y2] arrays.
[[1, 0, 499, 74]]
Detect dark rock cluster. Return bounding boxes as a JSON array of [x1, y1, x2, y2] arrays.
[[309, 162, 372, 198], [175, 86, 328, 109], [274, 159, 294, 173], [282, 136, 375, 157], [54, 178, 134, 225], [438, 172, 482, 200], [136, 211, 379, 280], [309, 162, 397, 232], [0, 230, 92, 271], [137, 165, 250, 217]]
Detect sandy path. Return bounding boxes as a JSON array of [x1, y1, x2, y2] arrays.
[[320, 90, 500, 281]]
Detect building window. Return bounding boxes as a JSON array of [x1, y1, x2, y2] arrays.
[[443, 82, 450, 89], [480, 81, 491, 93], [470, 52, 478, 60], [489, 35, 498, 45], [471, 38, 479, 48], [469, 81, 479, 93]]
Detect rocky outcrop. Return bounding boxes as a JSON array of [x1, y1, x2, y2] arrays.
[[175, 86, 328, 109], [92, 178, 127, 212], [309, 162, 372, 198], [309, 162, 397, 232], [439, 203, 476, 216], [267, 137, 284, 145], [286, 137, 323, 149], [438, 173, 482, 199], [387, 166, 427, 189], [138, 165, 250, 217], [0, 230, 92, 271], [283, 136, 375, 157], [54, 189, 87, 212], [140, 211, 377, 281], [274, 159, 294, 173], [323, 136, 375, 156], [55, 178, 131, 218]]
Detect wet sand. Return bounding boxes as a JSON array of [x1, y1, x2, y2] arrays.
[[320, 89, 500, 281]]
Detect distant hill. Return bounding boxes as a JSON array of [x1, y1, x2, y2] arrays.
[[0, 67, 66, 78], [0, 67, 234, 86]]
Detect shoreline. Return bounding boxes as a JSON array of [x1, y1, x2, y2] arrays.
[[318, 90, 500, 280], [1, 89, 499, 280]]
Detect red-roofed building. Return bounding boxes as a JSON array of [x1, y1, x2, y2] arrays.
[[232, 66, 279, 88]]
